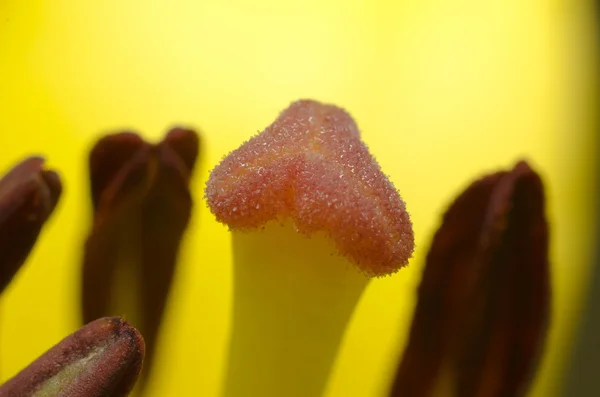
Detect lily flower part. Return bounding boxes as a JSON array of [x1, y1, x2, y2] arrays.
[[389, 161, 550, 397], [206, 100, 414, 397], [0, 157, 61, 293], [206, 99, 414, 276], [0, 159, 145, 396], [0, 317, 145, 397], [82, 127, 199, 391]]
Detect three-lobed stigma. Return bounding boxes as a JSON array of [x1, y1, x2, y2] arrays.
[[206, 99, 415, 276]]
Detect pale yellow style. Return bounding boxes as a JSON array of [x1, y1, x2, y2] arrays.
[[0, 1, 597, 396]]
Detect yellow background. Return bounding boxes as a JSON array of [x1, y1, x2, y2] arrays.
[[0, 1, 597, 396]]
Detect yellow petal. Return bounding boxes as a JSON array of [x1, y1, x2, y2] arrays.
[[0, 1, 596, 397]]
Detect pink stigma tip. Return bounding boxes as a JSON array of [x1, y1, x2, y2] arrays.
[[206, 100, 414, 276]]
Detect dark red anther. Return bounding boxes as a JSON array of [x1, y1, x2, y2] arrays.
[[389, 160, 550, 397], [0, 157, 62, 294], [0, 317, 145, 397], [82, 128, 199, 392]]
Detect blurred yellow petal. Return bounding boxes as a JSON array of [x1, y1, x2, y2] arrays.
[[0, 1, 596, 396]]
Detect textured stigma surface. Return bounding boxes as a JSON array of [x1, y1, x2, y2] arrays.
[[206, 100, 414, 276]]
